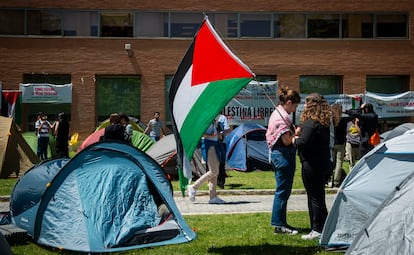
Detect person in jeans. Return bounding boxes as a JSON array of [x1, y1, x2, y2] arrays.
[[266, 86, 301, 235], [187, 121, 226, 204]]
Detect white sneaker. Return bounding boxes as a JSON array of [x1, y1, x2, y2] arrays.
[[187, 185, 196, 202], [208, 197, 225, 204], [301, 230, 321, 240]]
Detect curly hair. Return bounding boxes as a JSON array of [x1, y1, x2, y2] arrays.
[[331, 103, 342, 127], [300, 93, 332, 127]]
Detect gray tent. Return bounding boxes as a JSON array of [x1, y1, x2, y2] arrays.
[[380, 122, 414, 142], [346, 172, 414, 255], [320, 129, 414, 249]]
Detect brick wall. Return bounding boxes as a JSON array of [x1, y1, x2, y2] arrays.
[[0, 0, 413, 139]]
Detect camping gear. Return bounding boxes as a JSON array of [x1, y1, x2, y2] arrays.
[[78, 129, 154, 152], [380, 122, 414, 142], [226, 123, 272, 171], [346, 171, 414, 255], [0, 116, 40, 177], [146, 134, 207, 181], [10, 141, 196, 253], [320, 129, 414, 249]]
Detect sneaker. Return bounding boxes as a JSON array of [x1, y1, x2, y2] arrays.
[[301, 230, 321, 240], [274, 225, 298, 235], [208, 197, 225, 204], [187, 185, 196, 202]]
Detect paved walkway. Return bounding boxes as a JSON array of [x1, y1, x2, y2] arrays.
[[0, 189, 338, 215]]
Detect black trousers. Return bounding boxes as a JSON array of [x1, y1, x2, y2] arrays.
[[301, 160, 328, 233]]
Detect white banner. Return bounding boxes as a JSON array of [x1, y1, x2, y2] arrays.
[[223, 87, 414, 127], [20, 83, 72, 103], [365, 91, 414, 118], [222, 80, 278, 126]]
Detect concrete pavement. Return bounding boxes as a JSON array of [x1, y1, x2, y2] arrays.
[[174, 189, 336, 215], [0, 189, 338, 215]]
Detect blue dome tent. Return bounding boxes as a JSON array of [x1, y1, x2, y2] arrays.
[[226, 123, 272, 172], [10, 141, 195, 253]]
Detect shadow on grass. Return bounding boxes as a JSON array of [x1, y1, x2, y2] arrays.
[[225, 184, 254, 189], [208, 243, 322, 255]]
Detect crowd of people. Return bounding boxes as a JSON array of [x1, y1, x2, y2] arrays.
[[33, 91, 381, 242]]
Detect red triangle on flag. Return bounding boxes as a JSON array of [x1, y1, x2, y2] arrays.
[[191, 21, 253, 86]]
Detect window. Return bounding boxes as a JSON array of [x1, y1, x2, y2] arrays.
[[0, 10, 25, 35], [376, 14, 408, 38], [366, 75, 409, 94], [100, 12, 133, 37], [299, 75, 342, 94], [136, 12, 166, 37], [27, 10, 62, 35], [308, 14, 340, 38], [170, 13, 205, 37], [63, 11, 98, 36], [240, 13, 271, 37], [210, 13, 238, 38], [23, 74, 72, 131], [342, 14, 373, 38], [95, 76, 141, 124], [274, 14, 306, 38]]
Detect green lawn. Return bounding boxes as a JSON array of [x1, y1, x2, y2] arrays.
[[2, 157, 350, 255], [10, 212, 337, 255]]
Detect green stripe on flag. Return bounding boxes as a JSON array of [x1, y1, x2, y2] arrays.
[[180, 77, 252, 159]]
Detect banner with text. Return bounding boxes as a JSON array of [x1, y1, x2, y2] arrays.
[[20, 83, 72, 103], [222, 80, 278, 126]]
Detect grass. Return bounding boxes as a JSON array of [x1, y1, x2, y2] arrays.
[[9, 212, 335, 255], [2, 156, 350, 255]]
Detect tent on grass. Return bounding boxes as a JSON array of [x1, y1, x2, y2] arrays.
[[146, 134, 207, 180], [78, 129, 154, 152], [0, 116, 40, 177], [346, 171, 414, 255], [380, 122, 414, 142], [320, 129, 414, 249], [10, 141, 196, 253], [226, 123, 272, 171]]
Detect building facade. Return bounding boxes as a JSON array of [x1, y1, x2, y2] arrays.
[[0, 1, 413, 139]]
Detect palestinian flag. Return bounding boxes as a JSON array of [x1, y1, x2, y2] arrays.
[[169, 17, 255, 194]]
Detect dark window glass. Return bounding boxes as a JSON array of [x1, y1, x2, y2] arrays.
[[376, 14, 408, 38], [366, 75, 409, 94], [100, 12, 133, 37], [299, 75, 342, 95], [342, 14, 373, 38], [170, 13, 204, 37], [96, 76, 141, 124], [240, 14, 271, 37], [27, 10, 62, 35], [308, 14, 340, 38], [0, 10, 25, 35], [274, 14, 306, 38], [63, 11, 98, 36], [136, 12, 166, 37], [210, 13, 237, 38]]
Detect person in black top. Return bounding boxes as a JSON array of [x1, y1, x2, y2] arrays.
[[294, 93, 331, 240], [54, 112, 70, 158], [358, 103, 378, 156], [103, 113, 125, 141]]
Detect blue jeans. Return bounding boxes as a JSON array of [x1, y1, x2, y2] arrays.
[[38, 136, 49, 160], [270, 146, 296, 227]]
